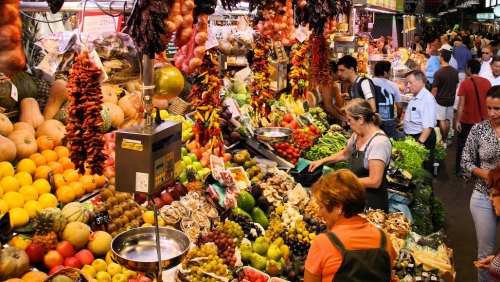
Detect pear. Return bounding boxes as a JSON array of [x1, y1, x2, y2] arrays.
[[250, 253, 267, 270], [266, 244, 282, 261]]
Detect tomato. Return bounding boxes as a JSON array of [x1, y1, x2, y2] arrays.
[[283, 142, 290, 148], [285, 149, 293, 154], [290, 120, 299, 129], [277, 149, 283, 155], [283, 113, 294, 122], [281, 121, 290, 128], [309, 124, 318, 133], [294, 148, 300, 153], [293, 152, 300, 158]]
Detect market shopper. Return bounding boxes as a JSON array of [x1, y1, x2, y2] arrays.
[[452, 39, 472, 83], [304, 170, 397, 282], [309, 99, 391, 212], [479, 45, 494, 75], [336, 55, 376, 112], [372, 61, 404, 140], [425, 44, 441, 84], [455, 59, 491, 177], [412, 34, 423, 53], [403, 70, 438, 172], [482, 56, 500, 87], [431, 49, 459, 146], [462, 85, 500, 282]]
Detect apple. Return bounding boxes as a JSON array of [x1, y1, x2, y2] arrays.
[[182, 156, 193, 165], [181, 147, 188, 156], [75, 249, 95, 266], [103, 132, 115, 143], [174, 182, 187, 196], [44, 250, 64, 269], [188, 153, 198, 162], [64, 257, 82, 269], [223, 153, 232, 162], [104, 155, 115, 167], [192, 161, 202, 172], [153, 197, 165, 209], [160, 192, 173, 205], [49, 265, 66, 275], [201, 151, 211, 160], [200, 158, 209, 168], [102, 142, 116, 155], [134, 193, 147, 204], [56, 241, 75, 258], [191, 149, 202, 161], [167, 188, 181, 201], [26, 243, 44, 263]]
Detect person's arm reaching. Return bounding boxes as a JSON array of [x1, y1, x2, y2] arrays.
[[308, 146, 350, 172], [456, 96, 465, 132], [367, 98, 377, 112], [418, 127, 432, 144], [396, 102, 403, 120], [358, 159, 386, 188], [431, 87, 438, 97]]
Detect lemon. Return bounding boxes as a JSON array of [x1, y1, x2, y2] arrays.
[[82, 265, 97, 278], [32, 179, 51, 195], [3, 191, 24, 209], [0, 199, 8, 214], [15, 172, 33, 186], [19, 185, 38, 202], [16, 159, 36, 175], [158, 217, 165, 227], [142, 211, 155, 224], [24, 200, 43, 219], [141, 223, 153, 227], [1, 176, 20, 192], [9, 207, 29, 228], [38, 193, 58, 208], [0, 162, 14, 177]]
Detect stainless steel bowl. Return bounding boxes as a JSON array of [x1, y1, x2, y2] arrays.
[[111, 227, 190, 272], [254, 127, 292, 144]]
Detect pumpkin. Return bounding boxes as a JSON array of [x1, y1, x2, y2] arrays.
[[19, 98, 44, 129], [0, 113, 13, 136], [21, 271, 47, 282], [153, 96, 170, 110], [0, 81, 16, 111], [43, 80, 68, 120], [42, 207, 67, 234], [0, 135, 16, 162], [61, 202, 89, 223], [0, 247, 30, 281], [12, 122, 35, 136], [102, 102, 125, 128], [36, 119, 66, 146], [101, 85, 119, 104], [8, 130, 37, 160], [11, 72, 37, 100], [118, 91, 143, 118]]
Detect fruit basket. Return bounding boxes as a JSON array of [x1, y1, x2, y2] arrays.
[[45, 267, 92, 281]]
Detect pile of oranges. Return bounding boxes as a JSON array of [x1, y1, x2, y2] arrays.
[[0, 135, 107, 228]]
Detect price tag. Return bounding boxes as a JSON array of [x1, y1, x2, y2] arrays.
[[205, 32, 219, 50], [93, 210, 111, 226], [296, 26, 310, 43], [236, 16, 249, 31], [10, 82, 18, 102]]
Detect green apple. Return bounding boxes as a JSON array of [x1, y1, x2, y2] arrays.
[[182, 156, 193, 165], [179, 172, 187, 183], [181, 147, 188, 156], [193, 162, 202, 172], [188, 153, 198, 162]]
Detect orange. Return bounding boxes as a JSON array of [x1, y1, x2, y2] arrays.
[[0, 176, 20, 192], [34, 165, 52, 180], [3, 191, 24, 209], [58, 157, 75, 170], [23, 200, 43, 219], [14, 171, 33, 186], [80, 175, 97, 193], [94, 174, 106, 187], [16, 159, 36, 175], [69, 182, 85, 199], [56, 185, 75, 203], [47, 162, 64, 175], [54, 146, 70, 158], [41, 150, 58, 163], [32, 179, 51, 195], [36, 136, 54, 151], [38, 193, 58, 208], [29, 153, 46, 167], [19, 185, 38, 201], [63, 169, 80, 183], [53, 174, 69, 189], [0, 162, 15, 177]]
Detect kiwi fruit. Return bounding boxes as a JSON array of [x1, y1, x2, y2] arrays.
[[138, 216, 144, 224], [118, 227, 126, 233], [111, 231, 118, 238], [113, 218, 123, 228], [129, 220, 140, 228], [126, 199, 135, 207], [100, 188, 113, 201], [130, 219, 140, 226], [107, 196, 118, 206], [102, 201, 112, 210], [108, 185, 116, 193], [113, 205, 124, 215], [139, 206, 148, 212], [130, 207, 141, 217], [119, 215, 130, 224], [124, 211, 135, 221], [109, 177, 116, 185], [108, 209, 119, 219], [115, 192, 126, 202], [93, 205, 106, 213], [119, 201, 130, 211], [124, 193, 131, 200], [107, 223, 118, 233]]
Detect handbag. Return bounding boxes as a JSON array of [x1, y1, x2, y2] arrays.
[[470, 78, 486, 121]]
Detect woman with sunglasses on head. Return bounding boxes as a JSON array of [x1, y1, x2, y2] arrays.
[[462, 86, 500, 282], [309, 99, 392, 213]]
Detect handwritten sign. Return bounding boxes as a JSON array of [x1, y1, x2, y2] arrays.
[[79, 12, 123, 35], [93, 210, 111, 226], [274, 41, 288, 62]]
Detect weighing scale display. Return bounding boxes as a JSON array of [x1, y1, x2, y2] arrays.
[[154, 152, 174, 187]]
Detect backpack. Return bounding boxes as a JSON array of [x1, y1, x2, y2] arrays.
[[356, 77, 395, 121]]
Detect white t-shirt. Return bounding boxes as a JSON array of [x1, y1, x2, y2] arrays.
[[482, 70, 500, 86], [480, 59, 492, 76], [347, 131, 392, 170], [351, 77, 374, 100]]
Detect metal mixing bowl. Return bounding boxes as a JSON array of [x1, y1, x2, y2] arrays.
[[254, 127, 292, 144], [111, 227, 190, 272]]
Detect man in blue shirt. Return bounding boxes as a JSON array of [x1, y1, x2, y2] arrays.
[[452, 39, 472, 83], [404, 70, 438, 172]]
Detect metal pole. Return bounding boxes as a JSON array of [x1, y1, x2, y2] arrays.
[[19, 1, 133, 12], [142, 55, 155, 127]]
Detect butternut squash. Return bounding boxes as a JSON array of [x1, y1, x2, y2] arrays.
[[12, 122, 35, 136], [19, 98, 44, 129], [101, 85, 119, 104], [0, 135, 16, 162], [36, 119, 66, 146], [8, 129, 37, 159], [0, 113, 13, 137], [43, 80, 68, 120]]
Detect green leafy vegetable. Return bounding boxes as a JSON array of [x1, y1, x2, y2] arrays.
[[305, 132, 348, 161], [392, 137, 430, 174]]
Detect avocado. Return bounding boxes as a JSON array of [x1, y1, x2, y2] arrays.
[[232, 207, 253, 221], [251, 207, 269, 229], [237, 191, 255, 213]]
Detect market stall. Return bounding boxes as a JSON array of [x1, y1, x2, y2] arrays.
[[0, 0, 454, 281]]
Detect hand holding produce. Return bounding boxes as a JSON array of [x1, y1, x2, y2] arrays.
[[0, 0, 26, 77]]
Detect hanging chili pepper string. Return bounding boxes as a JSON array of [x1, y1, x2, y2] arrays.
[[250, 37, 275, 117], [309, 35, 330, 88], [289, 41, 309, 99]]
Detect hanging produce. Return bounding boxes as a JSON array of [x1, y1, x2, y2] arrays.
[[127, 0, 173, 57], [280, 0, 296, 45], [309, 35, 330, 88], [288, 41, 309, 99], [295, 0, 349, 36], [187, 49, 225, 153], [174, 14, 208, 74], [250, 37, 275, 116], [0, 0, 26, 77], [254, 0, 294, 45], [65, 51, 106, 175], [172, 0, 195, 48]]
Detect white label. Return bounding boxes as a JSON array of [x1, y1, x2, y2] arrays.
[[80, 12, 122, 35], [135, 172, 149, 193], [88, 49, 109, 82], [205, 31, 219, 50], [123, 138, 142, 144], [296, 26, 310, 43], [10, 82, 18, 102]]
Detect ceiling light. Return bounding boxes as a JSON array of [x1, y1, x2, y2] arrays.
[[364, 7, 396, 13]]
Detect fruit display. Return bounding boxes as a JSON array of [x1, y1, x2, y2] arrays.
[[180, 244, 233, 281]]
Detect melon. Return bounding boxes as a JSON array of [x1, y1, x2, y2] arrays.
[[61, 222, 90, 250], [0, 247, 30, 281], [61, 202, 89, 223], [55, 102, 111, 133], [87, 231, 112, 256], [42, 207, 67, 234]]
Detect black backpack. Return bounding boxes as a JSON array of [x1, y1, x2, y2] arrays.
[[356, 77, 395, 120]]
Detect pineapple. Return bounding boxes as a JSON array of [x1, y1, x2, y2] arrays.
[[32, 212, 58, 251], [186, 167, 202, 191]]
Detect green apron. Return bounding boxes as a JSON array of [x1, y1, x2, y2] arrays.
[[327, 229, 391, 282], [347, 132, 389, 213]]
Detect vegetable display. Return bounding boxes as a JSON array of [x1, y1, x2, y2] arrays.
[[65, 51, 106, 175], [305, 132, 348, 161], [391, 137, 430, 174], [296, 0, 350, 36], [250, 37, 275, 116], [0, 0, 26, 77], [254, 0, 295, 45], [288, 41, 309, 99]]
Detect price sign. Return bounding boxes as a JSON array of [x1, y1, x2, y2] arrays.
[[274, 41, 288, 62], [165, 33, 179, 59], [296, 26, 310, 43], [79, 12, 123, 35], [94, 211, 111, 226]]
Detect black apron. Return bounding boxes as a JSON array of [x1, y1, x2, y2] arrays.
[[347, 132, 389, 213], [327, 229, 392, 282]]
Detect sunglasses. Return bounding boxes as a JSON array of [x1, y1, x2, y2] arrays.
[[482, 52, 491, 54]]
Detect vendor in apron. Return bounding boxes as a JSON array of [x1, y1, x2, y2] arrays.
[[304, 170, 397, 282], [309, 99, 392, 213]]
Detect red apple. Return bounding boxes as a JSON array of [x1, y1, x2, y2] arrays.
[[44, 250, 64, 269], [223, 153, 232, 162], [167, 188, 180, 201], [104, 154, 115, 167], [174, 182, 187, 196], [103, 142, 116, 155], [75, 249, 94, 266], [153, 197, 165, 209], [160, 192, 173, 205], [64, 257, 82, 269], [26, 243, 44, 263], [56, 241, 75, 258], [49, 265, 66, 275], [135, 193, 147, 204]]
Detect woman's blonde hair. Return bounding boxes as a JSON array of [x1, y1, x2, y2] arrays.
[[310, 169, 366, 217], [343, 98, 382, 126]]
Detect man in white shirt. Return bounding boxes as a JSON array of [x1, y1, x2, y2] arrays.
[[479, 45, 494, 75], [482, 56, 500, 86]]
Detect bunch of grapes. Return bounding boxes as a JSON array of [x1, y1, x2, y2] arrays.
[[303, 214, 327, 235], [182, 244, 233, 282], [233, 214, 263, 241], [283, 235, 310, 257], [200, 229, 237, 267], [218, 220, 244, 243], [265, 217, 284, 241]]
